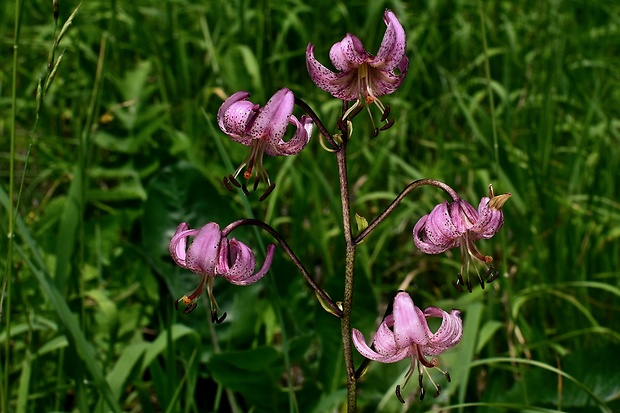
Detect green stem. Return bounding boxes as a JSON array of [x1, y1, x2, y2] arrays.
[[2, 0, 23, 409]]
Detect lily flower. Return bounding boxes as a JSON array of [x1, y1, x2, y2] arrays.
[[412, 185, 512, 291], [218, 88, 313, 200], [306, 9, 409, 134], [169, 222, 275, 323], [352, 291, 462, 402]]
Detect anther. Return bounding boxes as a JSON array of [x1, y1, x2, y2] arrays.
[[222, 177, 234, 191], [372, 127, 379, 137], [253, 175, 260, 191], [419, 386, 426, 401], [486, 266, 500, 283], [211, 310, 227, 324], [183, 302, 198, 314], [433, 385, 441, 398], [228, 174, 241, 188], [452, 279, 463, 293], [381, 105, 391, 122], [379, 118, 395, 131], [445, 371, 451, 382], [418, 373, 424, 389], [479, 277, 485, 290], [175, 296, 193, 312], [241, 183, 250, 196], [395, 385, 405, 403], [259, 182, 276, 202], [466, 279, 473, 293], [487, 271, 500, 283], [349, 103, 364, 119]]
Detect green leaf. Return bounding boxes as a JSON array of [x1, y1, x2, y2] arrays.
[[355, 213, 369, 232], [209, 346, 286, 412]]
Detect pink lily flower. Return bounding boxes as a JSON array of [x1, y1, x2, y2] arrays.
[[413, 185, 511, 291], [352, 291, 462, 402], [218, 88, 313, 200], [169, 222, 275, 322], [306, 9, 409, 133]]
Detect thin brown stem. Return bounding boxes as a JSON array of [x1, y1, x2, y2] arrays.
[[222, 219, 343, 318], [354, 178, 459, 245], [294, 97, 340, 151], [337, 143, 357, 412]]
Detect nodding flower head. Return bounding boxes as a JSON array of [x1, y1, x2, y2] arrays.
[[352, 291, 462, 403], [169, 222, 275, 323], [413, 184, 512, 292], [306, 9, 409, 136], [218, 88, 313, 200]]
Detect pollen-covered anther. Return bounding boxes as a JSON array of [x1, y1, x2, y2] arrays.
[[486, 267, 500, 283], [452, 273, 464, 292], [433, 384, 442, 398], [175, 296, 198, 314], [222, 177, 234, 191], [452, 278, 463, 293], [379, 118, 395, 131], [228, 174, 241, 188], [241, 183, 250, 196], [259, 182, 276, 202], [381, 105, 391, 122], [395, 384, 405, 403]]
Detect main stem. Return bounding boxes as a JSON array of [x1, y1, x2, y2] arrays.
[[337, 141, 357, 412]]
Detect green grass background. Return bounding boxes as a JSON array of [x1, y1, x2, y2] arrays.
[[1, 0, 619, 412]]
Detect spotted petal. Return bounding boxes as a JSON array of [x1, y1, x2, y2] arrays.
[[185, 223, 222, 274], [249, 88, 294, 143], [219, 239, 275, 286], [217, 91, 256, 145], [370, 10, 408, 71], [329, 34, 369, 72], [264, 115, 313, 156], [306, 44, 360, 101]]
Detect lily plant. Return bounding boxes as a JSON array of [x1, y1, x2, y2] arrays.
[[168, 8, 510, 412]]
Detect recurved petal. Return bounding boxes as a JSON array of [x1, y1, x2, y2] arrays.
[[306, 43, 360, 100], [248, 88, 294, 143], [264, 115, 312, 156], [329, 34, 369, 72], [472, 195, 509, 238], [218, 91, 256, 144], [392, 292, 431, 348], [169, 222, 194, 267], [220, 240, 275, 286], [186, 222, 222, 274], [426, 202, 462, 240], [371, 10, 407, 71], [413, 215, 453, 254], [352, 328, 409, 363], [367, 59, 409, 96], [423, 307, 463, 355]]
